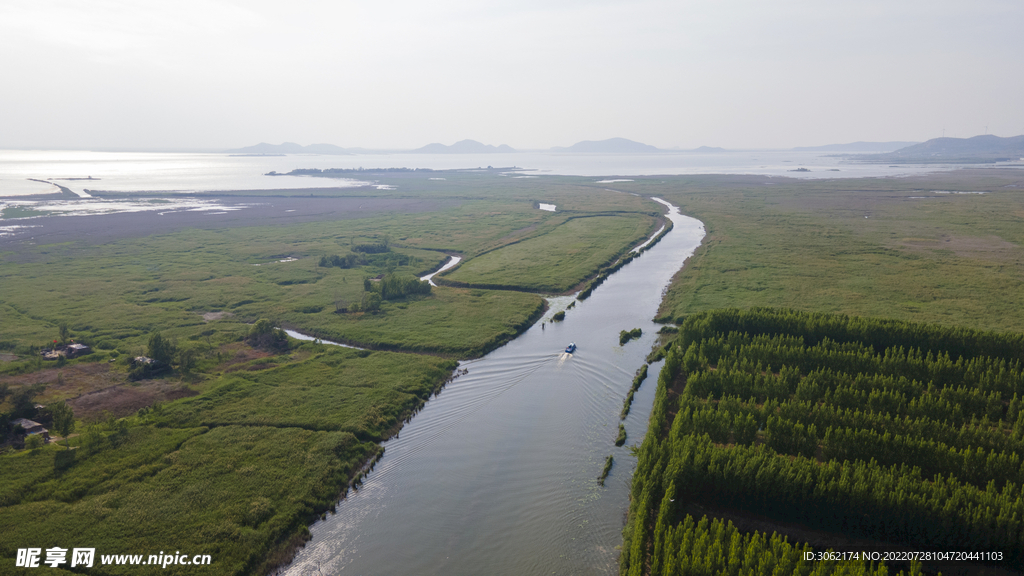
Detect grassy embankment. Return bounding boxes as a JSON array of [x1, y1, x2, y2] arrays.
[[0, 171, 661, 574], [601, 170, 1024, 331]]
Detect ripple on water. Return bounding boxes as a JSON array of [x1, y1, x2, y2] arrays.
[[281, 202, 705, 576]]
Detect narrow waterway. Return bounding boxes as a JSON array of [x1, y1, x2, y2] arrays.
[[420, 255, 462, 286], [281, 199, 704, 576]]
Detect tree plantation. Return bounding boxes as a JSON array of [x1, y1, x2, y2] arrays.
[[621, 308, 1024, 575]]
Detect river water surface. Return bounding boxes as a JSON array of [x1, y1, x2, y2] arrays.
[[281, 199, 704, 576]]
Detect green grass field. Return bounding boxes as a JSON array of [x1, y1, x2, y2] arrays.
[[442, 214, 657, 292], [1, 176, 657, 360], [0, 171, 660, 574], [586, 170, 1024, 332], [0, 423, 381, 575], [5, 166, 1023, 574], [278, 286, 544, 356], [159, 347, 457, 436]]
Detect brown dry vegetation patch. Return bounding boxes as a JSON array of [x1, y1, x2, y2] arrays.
[[896, 234, 1020, 262], [771, 190, 891, 214], [0, 362, 198, 421], [216, 342, 275, 372], [201, 311, 234, 322], [940, 234, 1020, 260], [0, 362, 119, 404], [0, 353, 17, 362], [69, 381, 198, 421]]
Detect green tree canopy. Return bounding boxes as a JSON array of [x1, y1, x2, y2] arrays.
[[147, 332, 176, 365], [49, 401, 75, 450], [247, 319, 288, 350]]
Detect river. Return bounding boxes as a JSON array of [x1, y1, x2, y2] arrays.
[[280, 198, 705, 576]]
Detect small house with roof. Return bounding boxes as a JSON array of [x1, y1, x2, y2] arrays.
[[13, 418, 48, 436]]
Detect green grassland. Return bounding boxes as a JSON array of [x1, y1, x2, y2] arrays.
[[7, 165, 1021, 574], [1, 176, 658, 361], [85, 170, 655, 213], [0, 343, 455, 575], [0, 212, 538, 361], [441, 214, 657, 292], [159, 347, 457, 436], [0, 423, 382, 575], [1, 171, 660, 574], [589, 170, 1024, 332], [278, 286, 543, 355]]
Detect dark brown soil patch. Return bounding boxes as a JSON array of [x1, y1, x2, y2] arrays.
[[69, 381, 198, 421], [0, 362, 119, 404], [0, 361, 198, 421], [214, 343, 277, 373]]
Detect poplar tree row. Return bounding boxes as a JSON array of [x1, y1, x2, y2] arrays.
[[679, 307, 1024, 364], [621, 308, 1024, 574], [644, 514, 923, 576]]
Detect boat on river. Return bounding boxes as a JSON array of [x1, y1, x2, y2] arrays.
[[564, 342, 576, 354]]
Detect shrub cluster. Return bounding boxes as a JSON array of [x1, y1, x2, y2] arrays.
[[319, 253, 366, 268], [619, 328, 643, 345]]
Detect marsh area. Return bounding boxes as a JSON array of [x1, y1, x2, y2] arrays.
[[2, 164, 1023, 575]]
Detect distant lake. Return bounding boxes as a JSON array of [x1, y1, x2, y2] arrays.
[[0, 149, 998, 197]]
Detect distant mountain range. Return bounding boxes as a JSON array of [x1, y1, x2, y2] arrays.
[[551, 139, 734, 153], [227, 142, 351, 155], [791, 141, 919, 153], [551, 137, 660, 153], [411, 139, 515, 154], [860, 135, 1024, 163], [227, 137, 732, 155]]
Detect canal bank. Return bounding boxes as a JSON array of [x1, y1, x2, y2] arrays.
[[279, 199, 705, 576]]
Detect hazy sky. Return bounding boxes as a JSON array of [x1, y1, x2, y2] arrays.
[[2, 0, 1022, 150]]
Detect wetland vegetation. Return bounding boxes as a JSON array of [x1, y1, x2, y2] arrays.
[[0, 170, 663, 574], [3, 167, 1023, 574], [619, 328, 643, 345], [610, 169, 1024, 332]]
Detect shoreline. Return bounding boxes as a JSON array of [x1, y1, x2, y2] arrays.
[[273, 197, 704, 575]]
